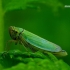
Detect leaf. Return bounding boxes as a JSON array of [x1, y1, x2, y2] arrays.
[[0, 50, 70, 70], [2, 0, 63, 13]]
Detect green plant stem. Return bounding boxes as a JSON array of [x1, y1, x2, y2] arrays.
[[0, 0, 4, 52]]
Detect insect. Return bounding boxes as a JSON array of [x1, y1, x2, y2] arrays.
[[9, 26, 67, 56]]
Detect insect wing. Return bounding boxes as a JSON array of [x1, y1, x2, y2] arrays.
[[22, 30, 62, 52]]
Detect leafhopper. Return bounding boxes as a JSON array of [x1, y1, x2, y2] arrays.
[[9, 26, 67, 56]]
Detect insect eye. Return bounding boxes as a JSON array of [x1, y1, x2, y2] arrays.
[[11, 30, 18, 35]]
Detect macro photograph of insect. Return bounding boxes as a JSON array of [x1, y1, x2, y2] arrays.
[[0, 0, 70, 70]]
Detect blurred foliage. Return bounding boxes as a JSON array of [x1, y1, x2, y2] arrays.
[[2, 0, 63, 13], [0, 0, 70, 69], [0, 50, 70, 70]]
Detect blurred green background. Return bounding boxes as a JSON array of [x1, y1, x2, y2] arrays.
[[0, 0, 70, 65]]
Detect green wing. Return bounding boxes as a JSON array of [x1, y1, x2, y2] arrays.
[[22, 30, 62, 52]]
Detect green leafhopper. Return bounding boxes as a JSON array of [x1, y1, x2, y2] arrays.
[[9, 26, 67, 56]]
